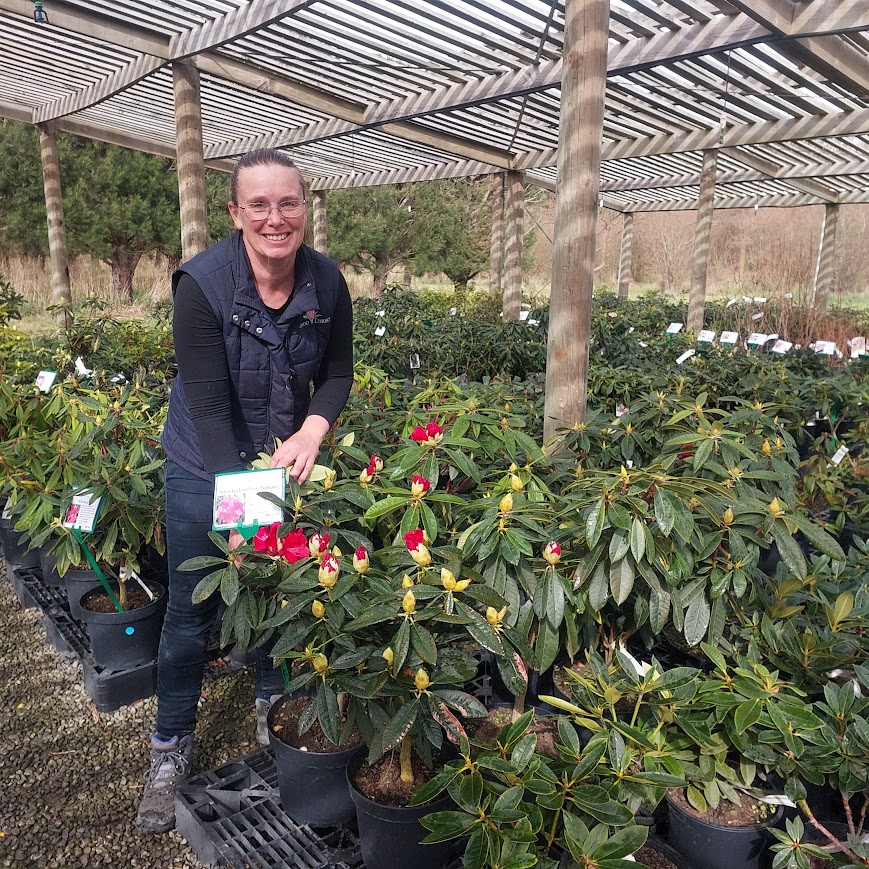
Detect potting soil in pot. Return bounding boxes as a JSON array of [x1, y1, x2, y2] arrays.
[[83, 585, 155, 614], [669, 788, 776, 828], [353, 751, 437, 807]]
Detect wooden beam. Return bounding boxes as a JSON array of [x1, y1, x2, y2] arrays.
[[687, 150, 717, 334], [619, 189, 869, 211], [726, 0, 869, 38], [813, 203, 840, 313], [544, 0, 609, 441], [617, 212, 634, 301], [37, 123, 71, 309], [489, 173, 505, 295], [518, 107, 869, 169], [724, 147, 839, 202], [32, 0, 317, 122], [501, 170, 525, 321], [312, 190, 327, 254], [173, 63, 208, 260]]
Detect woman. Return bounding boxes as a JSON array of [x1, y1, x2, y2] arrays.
[[137, 149, 353, 834]]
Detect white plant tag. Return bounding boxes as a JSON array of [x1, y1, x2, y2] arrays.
[[212, 467, 285, 531], [375, 310, 385, 317], [409, 353, 421, 370], [374, 325, 386, 337], [666, 322, 683, 334], [720, 331, 738, 345], [814, 340, 837, 355], [519, 309, 529, 321], [676, 349, 695, 364], [697, 330, 715, 343], [849, 337, 866, 358], [747, 332, 767, 346], [110, 373, 126, 384], [751, 312, 764, 321], [771, 340, 792, 354], [63, 491, 103, 534], [831, 445, 849, 465], [449, 307, 457, 316], [1, 501, 12, 520], [35, 370, 57, 393], [725, 298, 737, 308], [753, 296, 767, 304], [74, 356, 92, 377], [760, 794, 797, 808], [615, 403, 629, 417]]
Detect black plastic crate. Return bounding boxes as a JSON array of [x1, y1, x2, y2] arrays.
[[8, 564, 39, 610], [176, 748, 464, 869]]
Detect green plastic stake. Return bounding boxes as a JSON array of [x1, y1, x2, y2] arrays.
[[281, 660, 291, 689], [72, 528, 123, 613]]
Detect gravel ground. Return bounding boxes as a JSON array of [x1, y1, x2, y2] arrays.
[[0, 559, 266, 868]]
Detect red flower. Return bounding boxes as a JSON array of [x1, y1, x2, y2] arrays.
[[404, 529, 425, 551], [410, 421, 444, 445], [280, 528, 309, 563], [253, 522, 280, 555]]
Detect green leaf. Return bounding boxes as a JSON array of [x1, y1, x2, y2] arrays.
[[315, 685, 341, 745], [588, 563, 608, 610], [769, 523, 807, 581], [419, 810, 477, 843], [586, 498, 607, 548], [734, 698, 763, 735], [653, 488, 676, 535], [364, 496, 411, 521], [683, 594, 710, 647], [629, 516, 646, 562], [220, 563, 240, 606], [381, 700, 418, 753], [410, 623, 437, 665], [609, 557, 635, 606], [178, 555, 228, 572], [191, 568, 224, 604]]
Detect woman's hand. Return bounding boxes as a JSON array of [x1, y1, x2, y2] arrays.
[[269, 415, 330, 484]]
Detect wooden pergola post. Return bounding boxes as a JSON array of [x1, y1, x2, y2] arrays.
[[543, 0, 609, 441], [489, 172, 505, 295], [616, 212, 634, 301], [312, 190, 327, 253], [173, 62, 207, 261], [37, 123, 71, 312], [813, 203, 840, 313], [501, 170, 525, 321], [687, 149, 718, 334]]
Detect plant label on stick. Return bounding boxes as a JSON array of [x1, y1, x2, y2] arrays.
[[665, 322, 683, 334], [697, 330, 715, 343], [615, 403, 629, 417], [409, 353, 421, 370], [35, 370, 57, 393], [1, 501, 12, 520], [374, 325, 386, 337], [74, 357, 92, 377], [63, 491, 103, 534], [814, 340, 837, 356], [849, 337, 866, 358], [747, 332, 767, 347], [771, 340, 792, 354], [719, 331, 738, 345], [676, 349, 695, 364], [751, 312, 764, 321], [213, 467, 285, 535]]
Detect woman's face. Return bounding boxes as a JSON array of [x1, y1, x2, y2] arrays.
[[229, 163, 308, 269]]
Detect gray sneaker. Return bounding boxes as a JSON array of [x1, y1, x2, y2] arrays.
[[136, 734, 193, 833], [255, 694, 283, 746]]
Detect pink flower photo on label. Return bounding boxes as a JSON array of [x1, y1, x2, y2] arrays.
[[216, 495, 245, 525]]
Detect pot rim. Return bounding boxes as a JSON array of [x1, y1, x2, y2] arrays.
[[78, 579, 166, 621], [267, 693, 362, 755], [665, 790, 785, 831]]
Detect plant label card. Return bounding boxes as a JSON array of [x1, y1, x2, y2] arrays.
[[719, 331, 738, 345], [409, 353, 421, 370], [212, 467, 285, 532], [831, 445, 849, 465], [747, 332, 767, 347], [814, 340, 837, 355], [74, 356, 93, 377], [751, 312, 764, 321], [771, 340, 793, 354], [665, 322, 683, 334], [849, 337, 866, 358], [374, 325, 386, 337], [1, 501, 11, 520], [697, 330, 716, 343], [615, 403, 629, 417], [35, 370, 57, 393], [62, 491, 103, 534], [676, 349, 696, 364]]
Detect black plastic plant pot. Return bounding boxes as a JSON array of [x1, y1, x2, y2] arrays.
[[347, 748, 455, 869], [635, 833, 692, 869], [666, 792, 783, 869], [0, 517, 40, 569], [66, 568, 102, 622], [78, 581, 166, 670], [267, 695, 358, 827], [38, 546, 64, 589]]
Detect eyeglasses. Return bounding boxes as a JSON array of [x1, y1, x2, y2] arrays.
[[237, 200, 307, 221]]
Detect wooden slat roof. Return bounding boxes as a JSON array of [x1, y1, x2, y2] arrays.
[[0, 0, 867, 210]]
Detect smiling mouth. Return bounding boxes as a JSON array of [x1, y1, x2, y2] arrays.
[[263, 232, 290, 241]]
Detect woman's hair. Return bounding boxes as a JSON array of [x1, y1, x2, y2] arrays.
[[229, 149, 307, 203]]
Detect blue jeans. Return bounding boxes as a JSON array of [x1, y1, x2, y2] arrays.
[[155, 461, 284, 739]]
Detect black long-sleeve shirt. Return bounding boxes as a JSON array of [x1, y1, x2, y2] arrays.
[[173, 271, 354, 474]]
